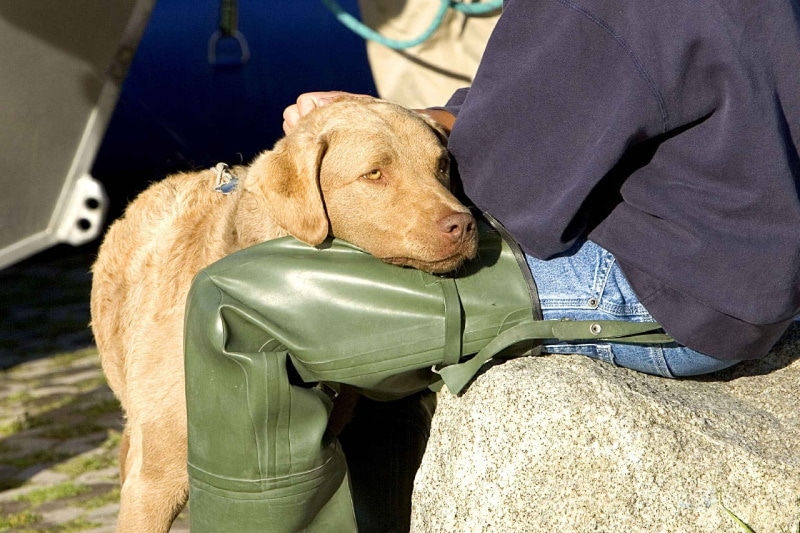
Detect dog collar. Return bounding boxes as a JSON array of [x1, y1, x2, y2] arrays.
[[213, 162, 239, 194]]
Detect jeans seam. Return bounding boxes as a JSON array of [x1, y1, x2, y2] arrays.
[[542, 343, 614, 365], [593, 250, 615, 298], [650, 345, 675, 378], [597, 344, 614, 366], [540, 298, 600, 309], [540, 301, 651, 317]]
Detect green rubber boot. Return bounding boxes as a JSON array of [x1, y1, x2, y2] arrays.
[[183, 223, 538, 532], [183, 221, 670, 531]]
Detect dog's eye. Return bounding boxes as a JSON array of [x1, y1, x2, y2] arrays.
[[361, 169, 382, 181], [438, 157, 450, 175]]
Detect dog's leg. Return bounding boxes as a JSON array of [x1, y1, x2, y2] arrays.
[[118, 427, 130, 483], [116, 421, 189, 533]]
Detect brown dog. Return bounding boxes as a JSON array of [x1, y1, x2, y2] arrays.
[[90, 96, 478, 532]]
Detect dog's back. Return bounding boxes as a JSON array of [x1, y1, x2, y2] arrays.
[[91, 168, 237, 407]]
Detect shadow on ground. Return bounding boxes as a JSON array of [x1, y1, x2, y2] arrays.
[[0, 244, 97, 370]]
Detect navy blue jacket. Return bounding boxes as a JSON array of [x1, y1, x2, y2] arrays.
[[444, 0, 800, 360]]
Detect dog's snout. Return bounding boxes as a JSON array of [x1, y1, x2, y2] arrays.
[[439, 212, 476, 242]]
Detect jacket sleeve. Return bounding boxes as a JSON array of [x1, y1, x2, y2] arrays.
[[440, 87, 470, 117], [447, 0, 672, 259]]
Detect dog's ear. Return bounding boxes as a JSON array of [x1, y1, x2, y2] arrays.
[[415, 111, 450, 145], [247, 133, 330, 246]]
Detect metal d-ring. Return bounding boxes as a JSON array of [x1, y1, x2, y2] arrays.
[[208, 29, 250, 66], [208, 0, 250, 66]]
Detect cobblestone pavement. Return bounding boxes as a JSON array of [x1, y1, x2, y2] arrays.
[[0, 245, 188, 532], [3, 243, 799, 532]]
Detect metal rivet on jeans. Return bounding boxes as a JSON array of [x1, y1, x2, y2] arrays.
[[588, 298, 599, 308], [590, 323, 602, 335]]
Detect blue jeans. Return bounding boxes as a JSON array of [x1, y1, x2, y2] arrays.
[[525, 240, 740, 378]]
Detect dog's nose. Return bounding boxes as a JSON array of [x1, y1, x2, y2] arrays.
[[439, 212, 476, 243]]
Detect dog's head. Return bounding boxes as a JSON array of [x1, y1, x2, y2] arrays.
[[246, 96, 478, 273]]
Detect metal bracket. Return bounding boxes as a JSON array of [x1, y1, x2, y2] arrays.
[[54, 174, 108, 246]]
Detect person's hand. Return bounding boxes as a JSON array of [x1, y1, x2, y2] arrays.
[[281, 91, 457, 135], [282, 91, 368, 134], [415, 108, 456, 134]]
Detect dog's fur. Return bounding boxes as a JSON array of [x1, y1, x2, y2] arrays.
[[90, 96, 478, 532]]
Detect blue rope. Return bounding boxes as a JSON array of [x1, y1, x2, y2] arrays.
[[321, 0, 503, 50]]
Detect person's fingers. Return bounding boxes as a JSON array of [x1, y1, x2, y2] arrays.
[[283, 92, 334, 134], [282, 91, 372, 134], [282, 106, 301, 135], [296, 93, 320, 116]]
